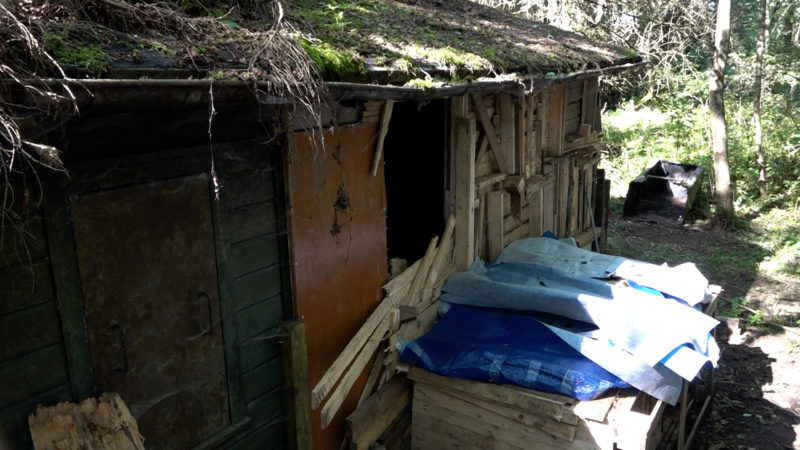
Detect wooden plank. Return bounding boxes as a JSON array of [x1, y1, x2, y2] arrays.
[[242, 356, 283, 402], [500, 92, 516, 174], [43, 182, 93, 400], [320, 317, 390, 429], [228, 234, 280, 278], [528, 181, 544, 237], [232, 265, 283, 311], [423, 215, 456, 301], [404, 236, 439, 306], [358, 352, 383, 407], [424, 384, 577, 442], [570, 159, 580, 235], [581, 78, 599, 131], [0, 258, 55, 317], [543, 86, 565, 158], [412, 412, 496, 450], [371, 100, 395, 176], [413, 394, 570, 450], [566, 80, 584, 104], [557, 159, 571, 237], [282, 321, 312, 450], [542, 176, 556, 235], [347, 376, 410, 450], [526, 94, 536, 177], [452, 101, 477, 270], [0, 302, 65, 361], [516, 95, 528, 178], [311, 295, 394, 410], [383, 258, 421, 298], [476, 173, 507, 193], [504, 223, 529, 244], [408, 367, 578, 425], [470, 93, 511, 174], [0, 344, 69, 410], [476, 194, 486, 260], [486, 191, 506, 261]]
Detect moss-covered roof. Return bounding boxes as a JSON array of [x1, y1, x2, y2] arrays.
[[18, 0, 640, 85], [289, 0, 640, 84]]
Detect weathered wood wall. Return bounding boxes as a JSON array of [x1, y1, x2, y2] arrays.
[[447, 77, 608, 268]]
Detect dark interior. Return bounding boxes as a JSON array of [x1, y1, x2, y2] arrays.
[[383, 99, 446, 262]]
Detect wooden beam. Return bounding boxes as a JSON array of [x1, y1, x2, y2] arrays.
[[469, 92, 512, 174], [320, 317, 390, 429], [500, 92, 516, 174], [452, 97, 477, 270], [371, 100, 395, 176], [282, 321, 313, 450], [486, 191, 505, 261]]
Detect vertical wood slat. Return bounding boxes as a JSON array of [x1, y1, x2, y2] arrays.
[[486, 191, 506, 261], [43, 179, 94, 401], [542, 176, 556, 236], [528, 182, 544, 238], [526, 94, 537, 177], [282, 321, 312, 450], [500, 93, 516, 175], [544, 86, 565, 158], [515, 96, 526, 178], [569, 159, 580, 236], [581, 78, 599, 131], [452, 96, 477, 270]]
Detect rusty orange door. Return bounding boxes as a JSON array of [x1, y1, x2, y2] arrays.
[[287, 122, 387, 449]]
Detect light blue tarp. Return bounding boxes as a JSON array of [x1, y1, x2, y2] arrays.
[[442, 261, 719, 368], [496, 237, 712, 306]]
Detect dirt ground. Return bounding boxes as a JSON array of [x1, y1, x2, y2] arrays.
[[606, 205, 800, 449]]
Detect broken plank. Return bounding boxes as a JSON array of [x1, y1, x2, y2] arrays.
[[371, 100, 395, 176], [422, 215, 456, 302], [470, 92, 512, 174], [403, 236, 439, 306], [321, 317, 391, 429]]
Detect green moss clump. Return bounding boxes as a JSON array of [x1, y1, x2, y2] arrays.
[[44, 28, 109, 75], [299, 38, 364, 80]]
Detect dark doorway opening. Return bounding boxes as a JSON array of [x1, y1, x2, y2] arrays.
[[384, 99, 446, 262]]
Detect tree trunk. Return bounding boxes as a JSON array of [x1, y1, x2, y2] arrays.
[[710, 0, 734, 228], [754, 0, 770, 200]]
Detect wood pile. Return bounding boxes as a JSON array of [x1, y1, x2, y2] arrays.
[[310, 215, 456, 447], [28, 392, 144, 450]]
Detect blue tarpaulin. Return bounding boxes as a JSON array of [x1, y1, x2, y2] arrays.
[[400, 303, 631, 401]]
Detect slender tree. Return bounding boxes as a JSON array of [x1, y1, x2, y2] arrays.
[[709, 0, 734, 228], [754, 0, 770, 200]]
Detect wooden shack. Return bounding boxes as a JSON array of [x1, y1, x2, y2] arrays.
[[0, 1, 644, 448]]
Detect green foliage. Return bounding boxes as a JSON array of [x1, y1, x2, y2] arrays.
[[43, 28, 109, 75]]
